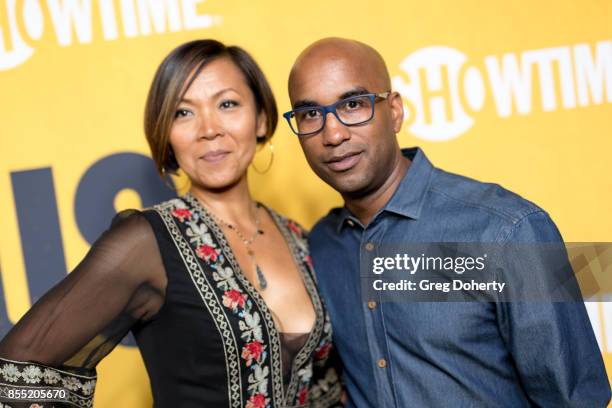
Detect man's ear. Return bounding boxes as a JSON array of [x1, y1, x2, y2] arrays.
[[389, 91, 404, 134], [256, 110, 268, 139]]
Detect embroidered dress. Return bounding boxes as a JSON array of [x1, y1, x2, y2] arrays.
[[0, 195, 343, 407]]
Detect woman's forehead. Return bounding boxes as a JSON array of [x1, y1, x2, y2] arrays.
[[181, 57, 250, 99]]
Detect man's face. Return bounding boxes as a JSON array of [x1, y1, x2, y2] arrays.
[[289, 54, 404, 197]]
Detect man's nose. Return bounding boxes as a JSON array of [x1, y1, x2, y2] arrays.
[[321, 112, 350, 146]]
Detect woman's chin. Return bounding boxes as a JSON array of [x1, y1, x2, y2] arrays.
[[190, 173, 246, 193]]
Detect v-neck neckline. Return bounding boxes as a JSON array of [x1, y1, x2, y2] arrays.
[[183, 193, 324, 404]]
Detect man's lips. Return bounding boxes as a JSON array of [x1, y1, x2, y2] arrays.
[[324, 151, 362, 172], [201, 150, 230, 162]]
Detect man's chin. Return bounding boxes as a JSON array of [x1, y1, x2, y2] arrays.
[[322, 173, 369, 196]]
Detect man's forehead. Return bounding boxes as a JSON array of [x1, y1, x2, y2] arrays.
[[289, 39, 390, 102], [290, 57, 382, 103]]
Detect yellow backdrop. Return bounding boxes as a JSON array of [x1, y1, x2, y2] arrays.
[[1, 0, 610, 406]]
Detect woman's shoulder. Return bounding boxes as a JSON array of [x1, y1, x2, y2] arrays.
[[133, 196, 189, 214], [112, 197, 190, 225], [104, 208, 160, 247], [108, 198, 185, 243]]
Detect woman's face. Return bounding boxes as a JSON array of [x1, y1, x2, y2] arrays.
[[170, 57, 266, 191]]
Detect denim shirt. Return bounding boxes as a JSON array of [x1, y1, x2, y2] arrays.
[[309, 147, 610, 407]]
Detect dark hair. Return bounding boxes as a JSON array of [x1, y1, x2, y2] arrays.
[[144, 39, 278, 175]]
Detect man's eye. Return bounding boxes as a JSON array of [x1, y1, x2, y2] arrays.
[[175, 109, 191, 118], [306, 109, 320, 118], [295, 108, 321, 122], [344, 99, 365, 110], [220, 100, 238, 109]]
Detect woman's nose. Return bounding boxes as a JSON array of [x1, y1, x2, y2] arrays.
[[198, 109, 223, 140]]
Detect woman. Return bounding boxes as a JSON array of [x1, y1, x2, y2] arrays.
[[0, 40, 343, 407]]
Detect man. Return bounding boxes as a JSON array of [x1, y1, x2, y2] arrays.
[[285, 37, 610, 407]]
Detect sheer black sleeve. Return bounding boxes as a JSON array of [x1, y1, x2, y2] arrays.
[[0, 210, 166, 407]]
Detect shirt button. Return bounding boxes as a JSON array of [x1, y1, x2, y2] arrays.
[[377, 359, 387, 368], [365, 242, 375, 251], [347, 219, 355, 227], [367, 301, 377, 309]]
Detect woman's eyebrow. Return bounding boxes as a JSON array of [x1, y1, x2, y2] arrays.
[[179, 88, 240, 104]]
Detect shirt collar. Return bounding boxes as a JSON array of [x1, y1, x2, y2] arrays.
[[335, 147, 434, 232]]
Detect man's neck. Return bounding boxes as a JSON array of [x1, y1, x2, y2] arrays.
[[344, 154, 411, 226]]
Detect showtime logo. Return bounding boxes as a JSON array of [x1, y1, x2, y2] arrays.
[[0, 0, 221, 70], [392, 40, 612, 141]]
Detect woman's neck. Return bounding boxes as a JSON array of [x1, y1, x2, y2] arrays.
[[188, 176, 257, 225]]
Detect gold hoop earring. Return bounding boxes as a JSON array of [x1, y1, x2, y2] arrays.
[[251, 141, 274, 174]]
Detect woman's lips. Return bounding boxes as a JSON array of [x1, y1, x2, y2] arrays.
[[325, 152, 362, 172], [201, 150, 230, 162]]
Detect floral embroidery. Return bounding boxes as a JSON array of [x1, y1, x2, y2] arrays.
[[196, 244, 220, 262], [171, 200, 272, 407], [246, 393, 268, 408], [305, 255, 314, 270], [297, 364, 313, 385], [298, 386, 308, 405], [186, 221, 215, 246], [287, 220, 303, 236], [2, 364, 19, 382], [285, 220, 309, 261], [82, 379, 96, 396], [222, 289, 247, 311], [62, 376, 82, 391], [213, 266, 240, 291], [171, 208, 192, 222], [239, 310, 263, 343], [241, 341, 265, 367], [21, 365, 42, 384], [313, 342, 332, 361], [43, 368, 61, 384], [313, 323, 333, 363], [247, 365, 269, 395], [309, 367, 341, 404]]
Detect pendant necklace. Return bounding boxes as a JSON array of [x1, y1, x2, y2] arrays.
[[206, 202, 267, 290]]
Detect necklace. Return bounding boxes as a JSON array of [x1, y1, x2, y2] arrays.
[[205, 202, 267, 290]]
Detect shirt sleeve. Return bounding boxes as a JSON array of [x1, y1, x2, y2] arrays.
[[0, 210, 166, 407], [496, 210, 611, 407]]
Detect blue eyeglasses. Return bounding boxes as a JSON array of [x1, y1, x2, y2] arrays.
[[283, 92, 391, 136]]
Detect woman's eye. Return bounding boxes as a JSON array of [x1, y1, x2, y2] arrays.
[[175, 109, 191, 118], [220, 100, 238, 109]]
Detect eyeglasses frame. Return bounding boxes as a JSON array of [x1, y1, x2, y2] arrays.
[[283, 91, 392, 137]]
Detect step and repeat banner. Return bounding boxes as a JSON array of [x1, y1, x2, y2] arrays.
[[1, 0, 611, 405]]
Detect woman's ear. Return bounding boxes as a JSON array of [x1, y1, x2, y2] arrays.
[[256, 111, 268, 139]]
